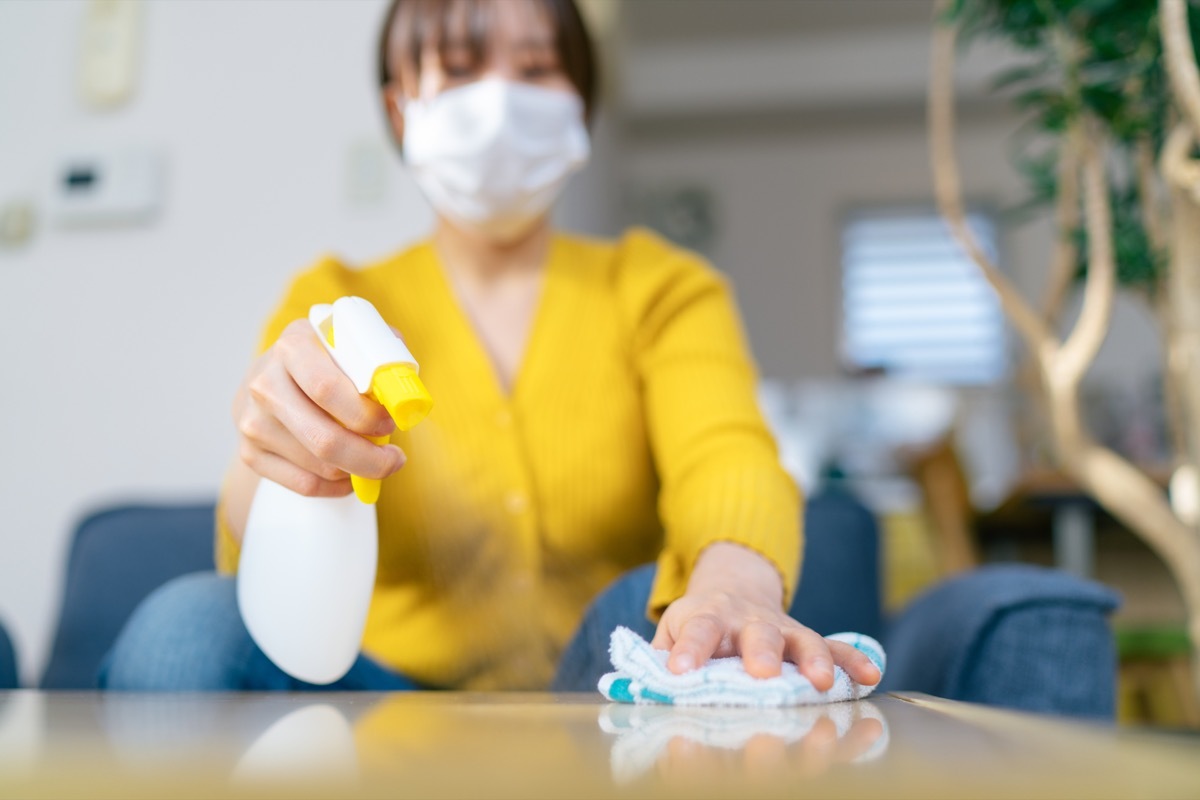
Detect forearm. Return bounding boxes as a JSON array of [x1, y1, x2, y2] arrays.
[[220, 458, 261, 547]]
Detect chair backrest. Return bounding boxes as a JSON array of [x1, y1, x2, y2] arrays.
[[40, 502, 215, 689], [792, 487, 884, 640], [0, 619, 17, 689]]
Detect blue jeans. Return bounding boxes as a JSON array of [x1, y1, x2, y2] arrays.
[[100, 564, 789, 692], [100, 573, 422, 691]]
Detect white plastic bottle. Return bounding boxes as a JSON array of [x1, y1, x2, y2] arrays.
[[237, 296, 432, 685]]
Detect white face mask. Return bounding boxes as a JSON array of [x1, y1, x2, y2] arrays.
[[402, 78, 591, 243]]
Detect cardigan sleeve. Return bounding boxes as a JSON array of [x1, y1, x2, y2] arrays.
[[615, 229, 803, 619], [215, 255, 356, 575]]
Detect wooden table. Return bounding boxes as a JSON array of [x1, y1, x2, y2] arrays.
[[0, 691, 1197, 799]]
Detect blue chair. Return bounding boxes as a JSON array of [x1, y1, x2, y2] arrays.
[[40, 503, 214, 689], [0, 618, 17, 689], [803, 490, 1119, 718], [44, 493, 1120, 717]]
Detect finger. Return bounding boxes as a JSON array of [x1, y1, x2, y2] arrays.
[[737, 621, 786, 679], [667, 613, 725, 674], [239, 402, 350, 482], [783, 627, 835, 691], [259, 364, 405, 479], [793, 716, 839, 778], [827, 639, 882, 686], [742, 732, 788, 779], [650, 619, 674, 651], [276, 322, 396, 437], [835, 717, 885, 763], [239, 443, 353, 497]]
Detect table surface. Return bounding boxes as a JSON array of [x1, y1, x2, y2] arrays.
[[0, 691, 1197, 799]]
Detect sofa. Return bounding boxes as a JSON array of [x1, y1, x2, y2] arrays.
[[37, 490, 1120, 717]]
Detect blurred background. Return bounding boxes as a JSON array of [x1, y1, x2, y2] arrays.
[[0, 0, 1182, 720]]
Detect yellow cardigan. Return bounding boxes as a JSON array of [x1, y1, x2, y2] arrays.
[[217, 228, 801, 690]]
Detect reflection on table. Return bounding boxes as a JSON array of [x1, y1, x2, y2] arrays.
[[0, 691, 1197, 799], [598, 700, 887, 785]]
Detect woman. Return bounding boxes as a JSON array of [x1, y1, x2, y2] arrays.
[[102, 0, 880, 693]]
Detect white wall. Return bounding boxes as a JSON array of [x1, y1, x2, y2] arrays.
[[0, 0, 614, 685]]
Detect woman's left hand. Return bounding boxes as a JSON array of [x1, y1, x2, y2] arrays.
[[652, 543, 881, 691]]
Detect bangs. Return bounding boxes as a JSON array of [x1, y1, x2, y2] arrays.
[[378, 0, 597, 121], [388, 0, 494, 95]]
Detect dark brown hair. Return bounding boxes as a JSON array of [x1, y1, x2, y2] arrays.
[[377, 0, 598, 122]]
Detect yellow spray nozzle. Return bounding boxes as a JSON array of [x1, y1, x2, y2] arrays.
[[369, 363, 433, 432], [351, 435, 389, 505], [348, 364, 432, 505]]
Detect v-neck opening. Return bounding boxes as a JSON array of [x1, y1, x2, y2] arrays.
[[423, 235, 563, 404]]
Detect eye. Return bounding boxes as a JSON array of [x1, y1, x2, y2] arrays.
[[440, 44, 479, 81], [521, 64, 555, 80], [443, 63, 478, 79], [518, 48, 562, 81]]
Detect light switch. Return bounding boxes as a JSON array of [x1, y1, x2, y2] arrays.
[[78, 0, 142, 109]]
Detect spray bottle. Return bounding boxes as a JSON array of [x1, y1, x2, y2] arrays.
[[237, 296, 432, 685]]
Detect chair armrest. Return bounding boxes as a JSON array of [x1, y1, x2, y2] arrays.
[[881, 564, 1120, 719]]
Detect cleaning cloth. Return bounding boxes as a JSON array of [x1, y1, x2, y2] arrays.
[[598, 626, 886, 707]]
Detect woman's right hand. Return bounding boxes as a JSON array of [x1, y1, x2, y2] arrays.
[[232, 318, 407, 498]]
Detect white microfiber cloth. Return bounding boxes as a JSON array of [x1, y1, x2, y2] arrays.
[[598, 626, 886, 707]]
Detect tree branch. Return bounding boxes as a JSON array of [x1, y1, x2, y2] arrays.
[[929, 5, 1056, 354], [1163, 122, 1200, 195], [1055, 128, 1116, 388], [1041, 130, 1082, 326], [1162, 0, 1200, 141]]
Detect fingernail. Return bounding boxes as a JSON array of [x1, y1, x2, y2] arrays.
[[674, 653, 695, 672], [389, 446, 407, 470]]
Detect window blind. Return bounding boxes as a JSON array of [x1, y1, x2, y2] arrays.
[[841, 210, 1006, 385]]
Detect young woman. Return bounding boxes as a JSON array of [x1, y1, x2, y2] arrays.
[[102, 0, 880, 693]]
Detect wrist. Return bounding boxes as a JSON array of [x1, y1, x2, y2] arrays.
[[688, 542, 785, 608]]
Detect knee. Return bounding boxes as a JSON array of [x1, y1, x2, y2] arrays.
[[583, 564, 657, 638], [101, 572, 253, 691], [552, 564, 657, 692]]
